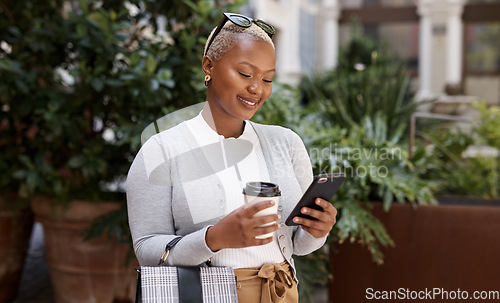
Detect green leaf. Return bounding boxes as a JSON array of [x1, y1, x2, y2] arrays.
[[105, 79, 123, 87], [13, 170, 27, 179], [150, 79, 159, 90], [182, 0, 200, 13], [90, 78, 104, 91], [68, 155, 85, 168], [146, 56, 157, 75]]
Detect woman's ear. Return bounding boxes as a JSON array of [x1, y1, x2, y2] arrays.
[[202, 56, 214, 77]]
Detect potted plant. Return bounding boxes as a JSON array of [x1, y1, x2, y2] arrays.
[[253, 86, 436, 303], [330, 109, 500, 302], [0, 2, 52, 300], [0, 80, 35, 302], [253, 28, 438, 302], [3, 0, 244, 302], [297, 28, 500, 302], [2, 1, 146, 301], [0, 54, 35, 302]]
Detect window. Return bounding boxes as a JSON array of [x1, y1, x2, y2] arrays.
[[466, 23, 500, 73]]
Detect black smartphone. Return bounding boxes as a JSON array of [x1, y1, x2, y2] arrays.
[[285, 173, 346, 226]]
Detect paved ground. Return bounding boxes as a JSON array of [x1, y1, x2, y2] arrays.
[[12, 222, 54, 303], [11, 223, 328, 303]]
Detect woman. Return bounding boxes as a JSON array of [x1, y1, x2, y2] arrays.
[[126, 12, 338, 302]]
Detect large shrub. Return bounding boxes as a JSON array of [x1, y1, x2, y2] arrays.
[[254, 31, 437, 302], [0, 0, 243, 244], [0, 0, 242, 202]]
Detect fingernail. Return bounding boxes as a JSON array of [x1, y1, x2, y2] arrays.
[[270, 200, 275, 205], [316, 199, 321, 205], [302, 208, 307, 214], [294, 217, 300, 223], [277, 214, 281, 220]]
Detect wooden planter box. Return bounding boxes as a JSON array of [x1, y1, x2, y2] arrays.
[[329, 201, 500, 303]]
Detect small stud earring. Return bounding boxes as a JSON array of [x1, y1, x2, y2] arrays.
[[204, 75, 211, 86]]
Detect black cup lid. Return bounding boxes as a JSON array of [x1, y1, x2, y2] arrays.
[[242, 181, 281, 197]]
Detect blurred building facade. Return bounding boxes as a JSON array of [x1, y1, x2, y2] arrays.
[[246, 0, 500, 105]]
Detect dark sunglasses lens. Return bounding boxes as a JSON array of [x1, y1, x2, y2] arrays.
[[229, 15, 252, 27], [254, 20, 275, 36]]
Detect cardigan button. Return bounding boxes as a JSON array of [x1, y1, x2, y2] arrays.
[[278, 206, 283, 211], [282, 247, 287, 254], [279, 235, 285, 241]]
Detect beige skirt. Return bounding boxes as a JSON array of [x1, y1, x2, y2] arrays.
[[233, 261, 299, 303]]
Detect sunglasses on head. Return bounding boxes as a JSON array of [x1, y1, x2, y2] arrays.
[[204, 12, 276, 56]]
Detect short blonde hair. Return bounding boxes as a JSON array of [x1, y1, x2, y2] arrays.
[[204, 21, 275, 61]]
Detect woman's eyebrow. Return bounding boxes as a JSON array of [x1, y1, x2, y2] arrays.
[[238, 61, 275, 73]]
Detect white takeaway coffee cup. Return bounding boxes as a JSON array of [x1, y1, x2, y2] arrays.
[[242, 181, 281, 239]]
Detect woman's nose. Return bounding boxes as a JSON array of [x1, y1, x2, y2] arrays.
[[248, 80, 262, 95]]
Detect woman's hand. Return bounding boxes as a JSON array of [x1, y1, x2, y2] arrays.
[[293, 198, 337, 238], [206, 200, 280, 251]]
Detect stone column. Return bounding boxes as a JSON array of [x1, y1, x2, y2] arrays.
[[281, 0, 303, 85], [417, 0, 466, 98], [417, 1, 434, 99], [319, 0, 341, 71], [252, 0, 302, 85], [446, 0, 465, 92]]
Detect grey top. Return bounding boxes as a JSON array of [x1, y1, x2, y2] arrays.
[[126, 120, 327, 277]]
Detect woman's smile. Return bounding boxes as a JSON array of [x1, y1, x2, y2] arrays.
[[237, 95, 260, 108]]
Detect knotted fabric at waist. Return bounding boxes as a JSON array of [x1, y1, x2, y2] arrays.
[[233, 261, 297, 303]]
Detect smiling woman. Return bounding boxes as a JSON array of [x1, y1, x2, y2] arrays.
[[126, 12, 338, 303], [203, 38, 276, 135]]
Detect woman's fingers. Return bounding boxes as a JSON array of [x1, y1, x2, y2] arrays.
[[253, 222, 280, 236], [313, 198, 338, 216], [252, 213, 280, 226], [293, 198, 338, 238], [207, 200, 282, 249], [244, 200, 276, 217], [293, 216, 325, 230]]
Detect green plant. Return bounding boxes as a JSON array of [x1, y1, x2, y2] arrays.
[[299, 26, 427, 140], [305, 114, 436, 262], [254, 85, 437, 302], [1, 0, 243, 201], [297, 28, 436, 261], [251, 83, 303, 127], [473, 102, 500, 150], [0, 0, 68, 211], [412, 102, 500, 199], [2, 1, 163, 201], [256, 28, 438, 301], [473, 101, 500, 197], [1, 0, 243, 250]]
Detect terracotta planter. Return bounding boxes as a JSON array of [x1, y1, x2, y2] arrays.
[[31, 198, 138, 303], [329, 202, 500, 303], [0, 196, 33, 303]]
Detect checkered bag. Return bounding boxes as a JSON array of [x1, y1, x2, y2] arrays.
[[135, 237, 238, 303]]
